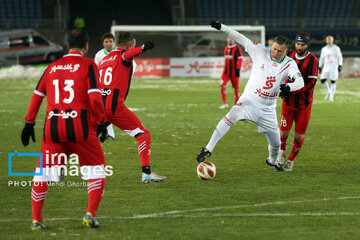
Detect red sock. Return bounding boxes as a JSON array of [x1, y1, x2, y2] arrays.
[[280, 135, 288, 151], [220, 87, 227, 104], [87, 178, 106, 217], [234, 88, 240, 104], [288, 138, 304, 161], [31, 182, 48, 222], [135, 130, 151, 166]]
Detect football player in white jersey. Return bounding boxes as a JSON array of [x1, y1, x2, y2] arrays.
[[196, 21, 304, 171], [95, 33, 117, 140], [319, 35, 343, 102]]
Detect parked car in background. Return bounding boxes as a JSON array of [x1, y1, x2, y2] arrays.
[[0, 29, 63, 65], [183, 36, 226, 57]]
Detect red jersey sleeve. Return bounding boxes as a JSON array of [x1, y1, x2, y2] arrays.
[[24, 69, 48, 123], [122, 46, 144, 61], [87, 63, 106, 124], [236, 46, 243, 70], [292, 55, 318, 94]]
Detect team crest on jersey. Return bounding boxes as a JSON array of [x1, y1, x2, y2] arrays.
[[260, 64, 265, 70], [251, 41, 258, 45]]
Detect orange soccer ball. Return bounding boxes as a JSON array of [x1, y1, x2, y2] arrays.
[[197, 161, 216, 180]]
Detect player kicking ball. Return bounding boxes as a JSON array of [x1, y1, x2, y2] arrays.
[[21, 29, 108, 229], [196, 21, 304, 171], [99, 32, 166, 183]]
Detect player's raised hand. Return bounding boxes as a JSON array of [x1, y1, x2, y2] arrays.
[[21, 122, 35, 146], [338, 65, 342, 72], [142, 41, 155, 52], [96, 123, 108, 143], [279, 84, 291, 98], [211, 20, 222, 30]]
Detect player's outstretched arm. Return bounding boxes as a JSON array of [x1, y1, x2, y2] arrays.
[[211, 20, 249, 47], [122, 42, 155, 61]]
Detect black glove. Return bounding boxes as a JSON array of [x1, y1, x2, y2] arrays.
[[279, 84, 291, 98], [96, 123, 108, 143], [318, 67, 322, 74], [235, 69, 240, 77], [338, 65, 342, 72], [142, 41, 155, 52], [21, 122, 35, 146], [210, 20, 222, 30]]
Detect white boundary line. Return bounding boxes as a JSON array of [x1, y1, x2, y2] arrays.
[[1, 196, 359, 222]]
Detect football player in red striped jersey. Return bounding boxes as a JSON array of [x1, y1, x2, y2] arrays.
[[219, 36, 243, 109], [99, 32, 166, 184], [21, 29, 107, 229], [278, 32, 319, 171]]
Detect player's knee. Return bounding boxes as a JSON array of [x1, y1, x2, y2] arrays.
[[135, 130, 151, 140], [331, 80, 336, 84], [320, 79, 327, 84], [294, 133, 304, 142]]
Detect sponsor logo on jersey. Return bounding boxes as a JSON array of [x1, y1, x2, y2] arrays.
[[48, 110, 78, 119]]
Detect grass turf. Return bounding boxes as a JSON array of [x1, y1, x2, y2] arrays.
[[0, 77, 359, 239]]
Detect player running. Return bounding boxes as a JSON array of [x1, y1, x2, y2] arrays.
[[319, 35, 343, 102], [277, 32, 318, 171], [94, 32, 117, 140], [99, 32, 166, 183], [21, 29, 108, 229], [219, 36, 243, 109], [196, 21, 304, 171]]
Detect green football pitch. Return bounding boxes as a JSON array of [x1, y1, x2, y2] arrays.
[[0, 77, 359, 239]]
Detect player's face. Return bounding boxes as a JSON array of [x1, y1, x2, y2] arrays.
[[295, 42, 308, 56], [103, 38, 114, 52], [227, 37, 235, 45], [326, 36, 334, 45], [271, 42, 287, 61]]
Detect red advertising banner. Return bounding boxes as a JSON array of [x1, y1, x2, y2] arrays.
[[133, 58, 170, 77]]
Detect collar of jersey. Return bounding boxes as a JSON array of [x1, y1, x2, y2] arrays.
[[295, 51, 310, 60], [103, 47, 116, 55], [227, 44, 236, 48], [270, 52, 286, 64], [327, 44, 334, 48], [65, 51, 83, 57]]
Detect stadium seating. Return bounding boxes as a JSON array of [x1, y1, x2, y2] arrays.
[[0, 0, 42, 28], [195, 0, 355, 29]]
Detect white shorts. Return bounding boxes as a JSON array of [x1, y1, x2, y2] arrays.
[[225, 97, 279, 133], [321, 70, 338, 81]]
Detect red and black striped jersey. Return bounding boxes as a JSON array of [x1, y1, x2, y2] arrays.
[[99, 46, 144, 115], [25, 51, 106, 143], [223, 44, 243, 76], [283, 51, 318, 109]]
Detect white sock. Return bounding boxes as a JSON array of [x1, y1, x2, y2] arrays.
[[330, 83, 336, 97], [107, 124, 115, 138], [322, 82, 330, 94], [268, 144, 280, 164], [206, 118, 231, 152]]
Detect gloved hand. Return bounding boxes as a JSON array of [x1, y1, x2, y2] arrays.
[[96, 123, 108, 143], [142, 41, 155, 52], [21, 122, 35, 146], [210, 20, 222, 30], [279, 84, 291, 98], [235, 69, 240, 77], [338, 65, 342, 72], [318, 67, 322, 74]]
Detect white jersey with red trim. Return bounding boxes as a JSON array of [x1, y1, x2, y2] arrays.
[[220, 24, 302, 107]]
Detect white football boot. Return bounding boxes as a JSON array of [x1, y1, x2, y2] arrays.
[[283, 159, 294, 172], [324, 93, 330, 100], [142, 172, 166, 184], [265, 158, 284, 172], [219, 103, 229, 109], [277, 150, 287, 165], [329, 95, 334, 102]]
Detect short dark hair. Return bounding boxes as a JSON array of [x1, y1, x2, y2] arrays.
[[273, 35, 290, 47], [101, 32, 115, 42], [68, 29, 89, 49], [116, 32, 135, 46]]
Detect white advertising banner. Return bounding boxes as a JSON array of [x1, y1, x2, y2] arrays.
[[170, 57, 252, 78]]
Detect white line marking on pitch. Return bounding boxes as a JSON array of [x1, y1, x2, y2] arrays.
[[1, 196, 359, 222]]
